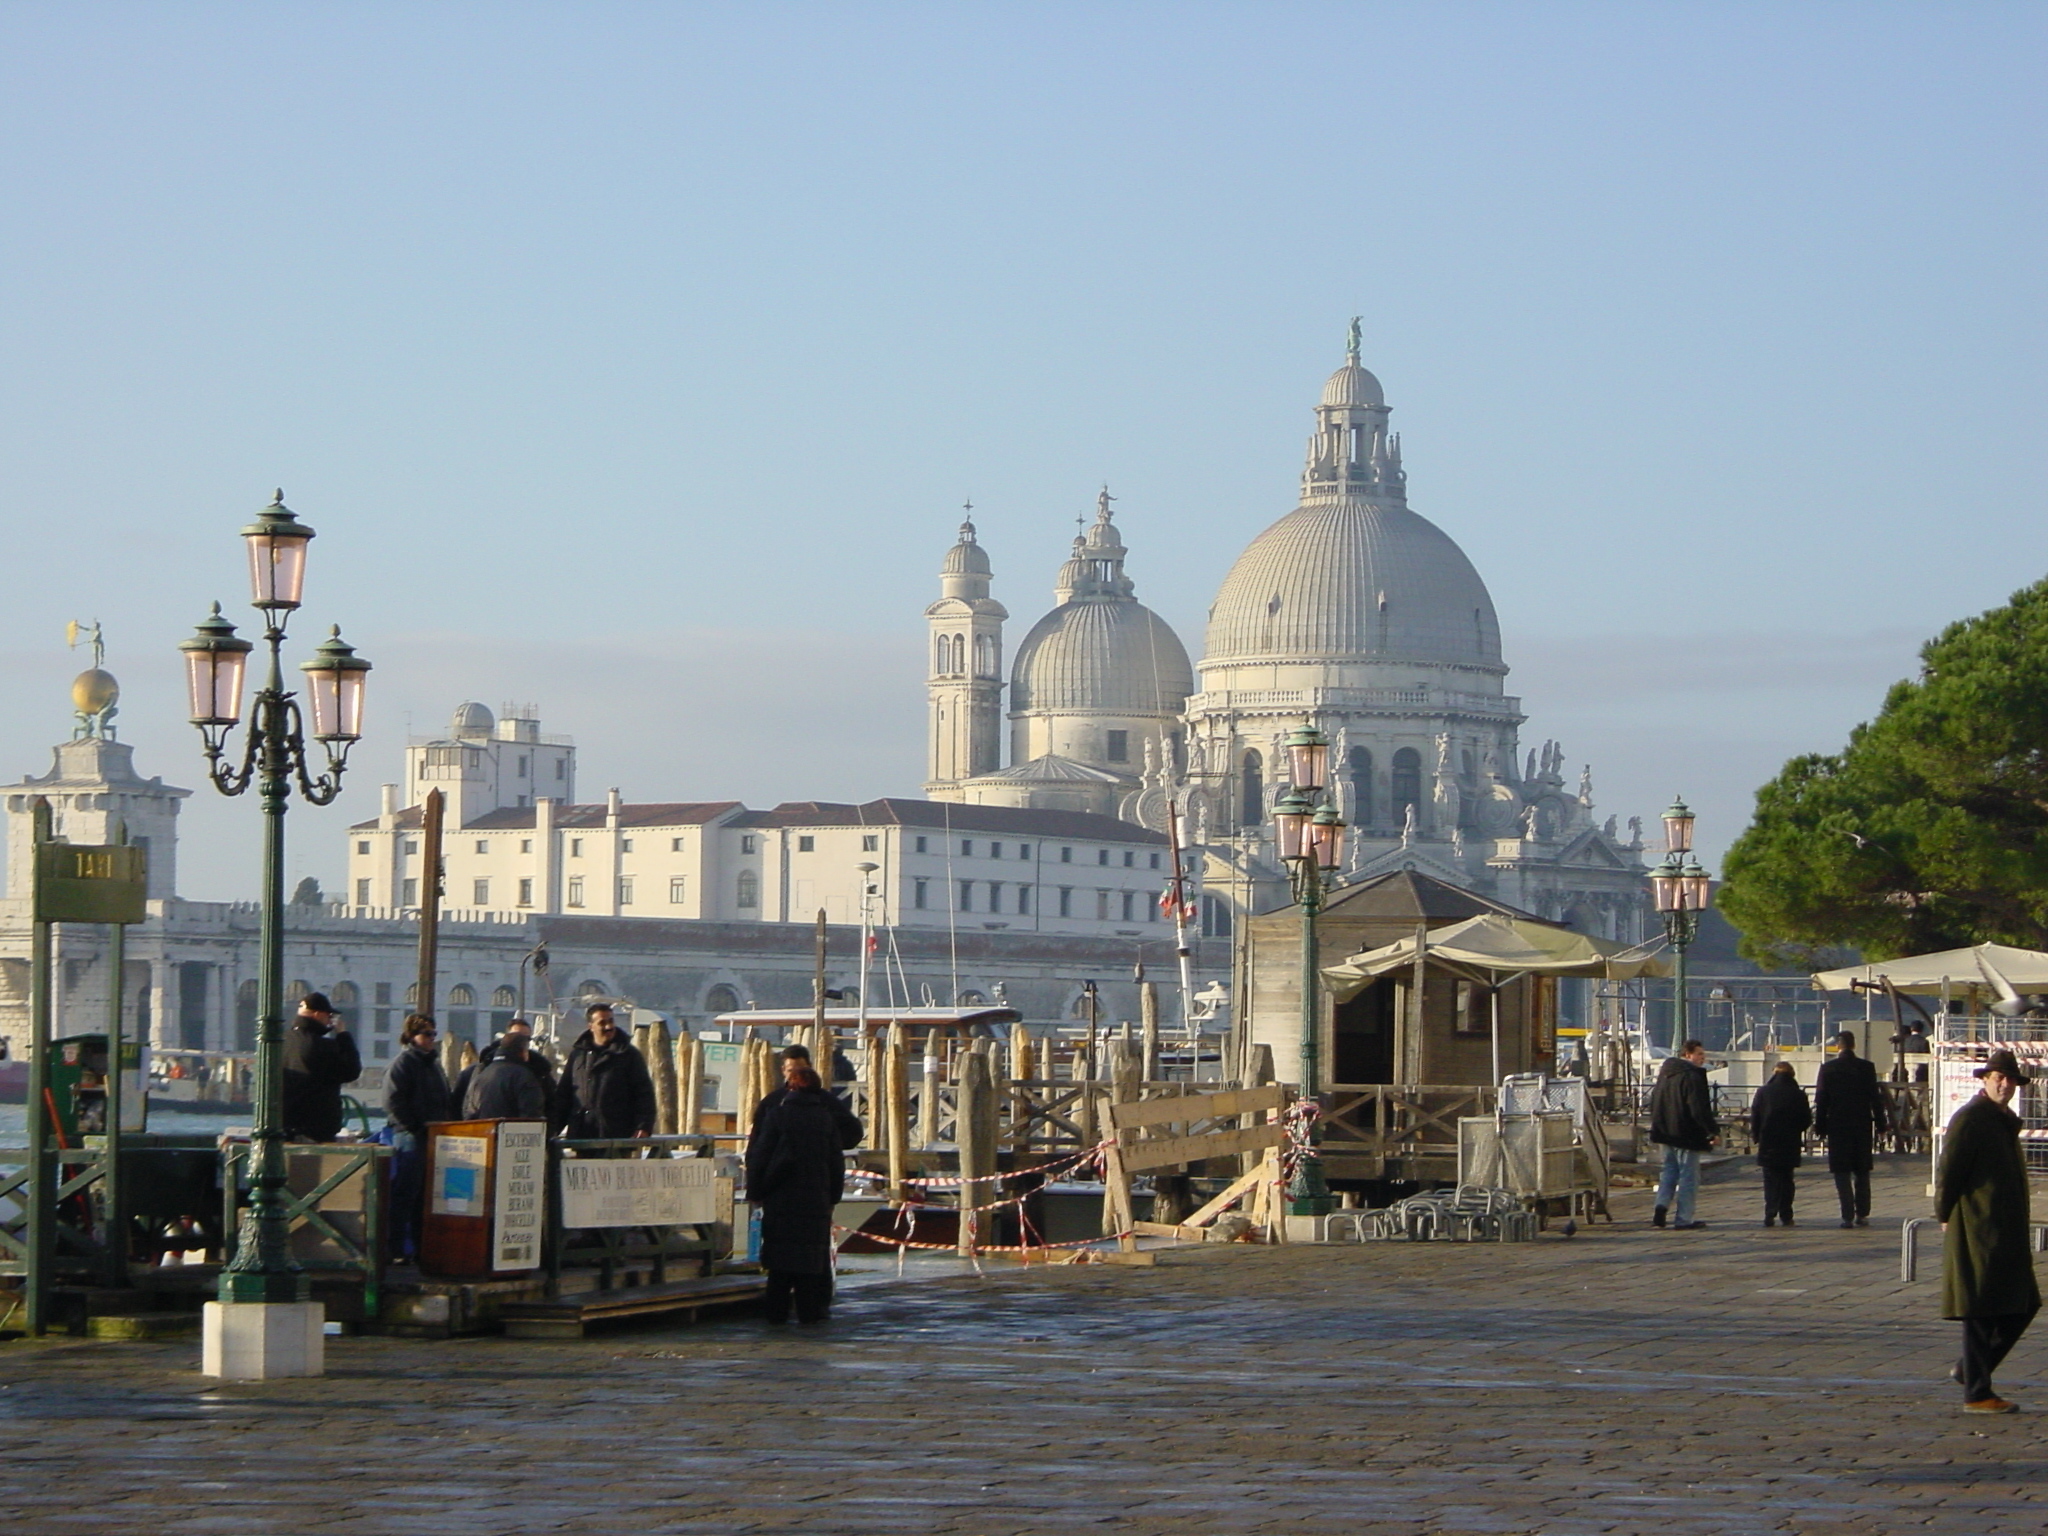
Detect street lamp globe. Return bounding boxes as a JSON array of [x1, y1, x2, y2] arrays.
[[242, 490, 316, 612], [1681, 856, 1712, 912], [1662, 796, 1695, 855], [298, 627, 372, 743], [179, 604, 254, 729], [1309, 805, 1346, 872], [1273, 789, 1314, 862], [1282, 727, 1331, 796], [1649, 855, 1685, 913]]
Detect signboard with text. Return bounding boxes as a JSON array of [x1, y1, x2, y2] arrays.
[[491, 1120, 546, 1271], [558, 1154, 717, 1228]]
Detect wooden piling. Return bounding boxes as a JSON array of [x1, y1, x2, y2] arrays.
[[649, 1016, 678, 1135], [917, 1033, 941, 1149], [1140, 983, 1161, 1082], [956, 1049, 996, 1257], [885, 1025, 910, 1203], [676, 1030, 702, 1137]]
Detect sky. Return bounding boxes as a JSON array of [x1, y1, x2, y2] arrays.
[[1, 3, 2042, 901]]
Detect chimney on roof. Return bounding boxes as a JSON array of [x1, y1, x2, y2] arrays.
[[380, 783, 398, 819], [607, 787, 622, 824]]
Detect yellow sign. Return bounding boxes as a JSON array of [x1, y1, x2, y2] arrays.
[[34, 843, 148, 924]]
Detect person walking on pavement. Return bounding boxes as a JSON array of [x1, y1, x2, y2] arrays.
[[1815, 1029, 1891, 1228], [745, 1064, 863, 1324], [553, 1003, 656, 1139], [452, 1018, 556, 1110], [1649, 1039, 1717, 1230], [383, 1014, 452, 1260], [281, 991, 363, 1141], [1750, 1061, 1813, 1228], [1938, 1048, 2040, 1414], [463, 1030, 550, 1120]]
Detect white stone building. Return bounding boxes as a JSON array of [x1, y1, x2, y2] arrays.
[[919, 326, 1652, 952]]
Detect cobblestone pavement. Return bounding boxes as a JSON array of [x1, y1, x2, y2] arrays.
[[4, 1156, 2044, 1535]]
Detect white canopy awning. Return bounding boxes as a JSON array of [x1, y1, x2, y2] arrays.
[[1322, 913, 1669, 1004], [1810, 943, 2048, 997]]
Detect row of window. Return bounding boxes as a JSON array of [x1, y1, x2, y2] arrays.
[[910, 880, 1161, 922], [905, 835, 1161, 868], [365, 875, 692, 909], [367, 835, 690, 858], [1239, 745, 1433, 827]]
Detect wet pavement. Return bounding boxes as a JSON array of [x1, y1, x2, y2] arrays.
[[3, 1156, 2044, 1534]]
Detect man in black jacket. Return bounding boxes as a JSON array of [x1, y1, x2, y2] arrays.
[[1815, 1029, 1891, 1228], [464, 1033, 550, 1120], [553, 1004, 656, 1139], [1649, 1039, 1717, 1230], [452, 1018, 556, 1110], [281, 992, 362, 1141]]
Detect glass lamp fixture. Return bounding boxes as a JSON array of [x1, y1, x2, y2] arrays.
[[242, 490, 316, 611], [1283, 726, 1330, 795], [179, 604, 254, 728], [1662, 796, 1696, 855], [1648, 855, 1685, 913], [298, 627, 372, 742], [1681, 856, 1712, 912], [1273, 789, 1314, 862], [1309, 805, 1346, 872]]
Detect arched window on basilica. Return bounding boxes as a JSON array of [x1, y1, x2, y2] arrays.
[[1391, 747, 1422, 822], [1241, 749, 1264, 828], [973, 634, 997, 677], [1347, 747, 1373, 828], [704, 983, 742, 1014]]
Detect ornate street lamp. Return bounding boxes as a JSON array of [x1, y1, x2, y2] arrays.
[[180, 491, 369, 1313], [1649, 798, 1711, 1054], [1277, 726, 1345, 1215]]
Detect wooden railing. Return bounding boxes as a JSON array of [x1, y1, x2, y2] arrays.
[[1318, 1084, 1498, 1161]]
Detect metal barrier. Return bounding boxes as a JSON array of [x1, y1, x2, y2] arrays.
[[219, 1139, 391, 1317], [0, 1146, 117, 1284], [1901, 1216, 2048, 1283], [1349, 1185, 1539, 1243]]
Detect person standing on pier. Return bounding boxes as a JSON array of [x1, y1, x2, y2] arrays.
[[1938, 1049, 2039, 1414], [463, 1030, 549, 1120], [453, 1018, 555, 1111], [281, 991, 363, 1141], [384, 1014, 452, 1260], [1815, 1029, 1890, 1228], [746, 1064, 863, 1324], [747, 1044, 860, 1158], [1649, 1039, 1717, 1230], [1750, 1061, 1812, 1227], [554, 1003, 656, 1140]]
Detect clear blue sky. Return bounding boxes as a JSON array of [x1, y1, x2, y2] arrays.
[[2, 3, 2042, 899]]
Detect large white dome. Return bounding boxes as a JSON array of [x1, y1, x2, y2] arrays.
[[1203, 499, 1502, 669]]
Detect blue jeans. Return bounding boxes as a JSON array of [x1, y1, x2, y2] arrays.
[[1655, 1146, 1701, 1224]]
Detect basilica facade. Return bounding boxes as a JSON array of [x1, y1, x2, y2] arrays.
[[925, 330, 1652, 946]]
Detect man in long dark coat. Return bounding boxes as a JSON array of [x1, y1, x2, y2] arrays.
[[1815, 1029, 1890, 1228], [1939, 1048, 2039, 1413], [1750, 1061, 1813, 1227], [746, 1065, 863, 1324]]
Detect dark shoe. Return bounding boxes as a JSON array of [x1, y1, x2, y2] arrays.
[[1764, 1217, 1777, 1228], [1671, 1220, 1709, 1231], [1964, 1397, 2019, 1414], [1855, 1215, 1870, 1227], [1652, 1206, 1668, 1229], [1781, 1217, 1795, 1227], [1840, 1220, 1856, 1230]]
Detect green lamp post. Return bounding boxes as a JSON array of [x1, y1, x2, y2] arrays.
[[1648, 797, 1711, 1056], [180, 492, 370, 1305], [1274, 725, 1346, 1215]]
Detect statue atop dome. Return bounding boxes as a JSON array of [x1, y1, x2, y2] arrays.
[[67, 620, 119, 740]]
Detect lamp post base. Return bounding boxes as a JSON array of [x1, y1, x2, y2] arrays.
[[201, 1300, 325, 1380], [218, 1268, 312, 1304]]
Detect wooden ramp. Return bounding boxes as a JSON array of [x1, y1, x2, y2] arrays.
[[498, 1273, 767, 1339]]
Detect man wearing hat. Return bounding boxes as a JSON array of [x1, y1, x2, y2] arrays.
[[1937, 1048, 2040, 1413], [281, 992, 362, 1141]]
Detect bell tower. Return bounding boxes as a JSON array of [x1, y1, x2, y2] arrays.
[[924, 510, 1007, 799]]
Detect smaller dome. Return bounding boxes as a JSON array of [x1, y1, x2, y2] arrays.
[[1322, 362, 1385, 409], [942, 524, 991, 576], [451, 701, 495, 738], [72, 669, 119, 717]]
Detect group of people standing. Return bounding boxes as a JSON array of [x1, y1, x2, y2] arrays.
[[1648, 1028, 2040, 1414]]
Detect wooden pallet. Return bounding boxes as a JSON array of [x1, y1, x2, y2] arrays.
[[498, 1274, 767, 1339]]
